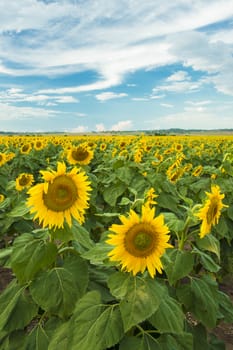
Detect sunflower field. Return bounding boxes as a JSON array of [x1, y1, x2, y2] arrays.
[[0, 133, 233, 350]]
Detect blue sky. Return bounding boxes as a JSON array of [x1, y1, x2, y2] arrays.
[[0, 0, 233, 132]]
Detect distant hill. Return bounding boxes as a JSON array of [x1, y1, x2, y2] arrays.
[[0, 129, 233, 136]]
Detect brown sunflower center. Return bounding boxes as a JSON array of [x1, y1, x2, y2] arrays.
[[43, 175, 78, 212], [124, 223, 156, 257], [19, 175, 30, 186], [206, 199, 218, 224], [72, 148, 89, 161]]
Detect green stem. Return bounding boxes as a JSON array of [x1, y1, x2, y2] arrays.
[[178, 216, 191, 250]]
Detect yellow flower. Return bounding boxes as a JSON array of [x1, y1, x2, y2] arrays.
[[196, 185, 228, 238], [27, 162, 91, 229], [16, 173, 34, 191], [0, 194, 5, 203], [145, 188, 158, 207], [20, 143, 32, 154], [67, 144, 94, 165], [192, 165, 203, 177], [106, 205, 172, 278], [0, 152, 8, 167]]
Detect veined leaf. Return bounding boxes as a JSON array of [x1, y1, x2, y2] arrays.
[[149, 295, 184, 333], [30, 256, 88, 319], [11, 233, 57, 284], [70, 291, 124, 350], [162, 249, 194, 285], [108, 272, 165, 332]]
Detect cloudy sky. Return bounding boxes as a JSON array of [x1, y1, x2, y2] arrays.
[[0, 0, 233, 132]]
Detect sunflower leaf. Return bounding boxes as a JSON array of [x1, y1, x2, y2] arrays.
[[109, 273, 166, 332], [69, 291, 124, 350], [162, 249, 194, 285], [158, 333, 193, 350], [30, 255, 88, 318], [149, 296, 185, 333], [11, 233, 58, 284], [196, 234, 220, 261], [0, 280, 38, 333], [120, 334, 162, 350]]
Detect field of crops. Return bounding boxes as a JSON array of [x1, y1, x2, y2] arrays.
[[0, 133, 233, 349]]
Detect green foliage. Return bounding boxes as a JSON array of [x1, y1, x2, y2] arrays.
[[0, 134, 233, 349]]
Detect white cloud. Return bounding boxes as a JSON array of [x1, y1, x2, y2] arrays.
[[0, 102, 59, 121], [70, 125, 88, 133], [153, 73, 201, 93], [131, 97, 149, 101], [167, 70, 190, 82], [111, 120, 133, 131], [1, 0, 232, 96], [95, 91, 128, 102], [0, 88, 79, 105], [185, 100, 212, 106], [161, 103, 174, 108], [95, 123, 106, 132]]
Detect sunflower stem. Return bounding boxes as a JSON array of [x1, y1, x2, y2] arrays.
[[178, 216, 191, 250], [58, 246, 76, 255]]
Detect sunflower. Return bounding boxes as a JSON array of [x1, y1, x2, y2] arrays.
[[192, 165, 203, 177], [16, 173, 34, 191], [27, 162, 91, 229], [0, 152, 8, 167], [67, 144, 94, 165], [20, 143, 32, 154], [196, 185, 228, 238], [106, 205, 172, 278], [145, 188, 158, 207]]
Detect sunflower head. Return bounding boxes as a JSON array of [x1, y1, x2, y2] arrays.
[[27, 162, 91, 229], [196, 185, 228, 238], [16, 173, 34, 191], [0, 152, 7, 167], [20, 143, 32, 154], [67, 144, 94, 165], [106, 205, 172, 278]]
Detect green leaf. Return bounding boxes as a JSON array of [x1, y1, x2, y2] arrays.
[[120, 334, 162, 350], [157, 193, 180, 214], [108, 272, 165, 332], [30, 258, 87, 318], [69, 291, 124, 350], [149, 296, 184, 333], [227, 205, 233, 221], [193, 248, 220, 273], [177, 277, 219, 328], [11, 233, 58, 284], [0, 281, 38, 333], [187, 323, 209, 350], [162, 212, 185, 233], [7, 202, 29, 217], [1, 331, 26, 350], [217, 290, 233, 323], [48, 321, 71, 350], [0, 197, 11, 209], [24, 324, 50, 350], [196, 234, 220, 261], [71, 221, 95, 250], [0, 248, 12, 260], [158, 333, 193, 350], [119, 197, 132, 206], [103, 182, 127, 206], [116, 166, 135, 185], [162, 249, 194, 285], [82, 242, 112, 264]]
